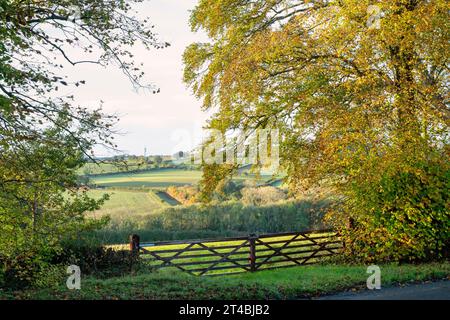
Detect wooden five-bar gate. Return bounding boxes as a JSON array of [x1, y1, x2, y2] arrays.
[[137, 229, 343, 276]]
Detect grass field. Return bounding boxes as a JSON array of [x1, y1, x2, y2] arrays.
[[87, 189, 168, 221], [91, 169, 202, 188], [4, 263, 449, 300], [85, 169, 201, 222], [86, 168, 290, 242], [91, 168, 276, 189]]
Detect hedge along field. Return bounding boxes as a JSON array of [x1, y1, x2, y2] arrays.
[[93, 199, 331, 244], [78, 157, 182, 175]]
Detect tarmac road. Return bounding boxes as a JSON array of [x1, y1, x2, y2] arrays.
[[317, 280, 450, 300]]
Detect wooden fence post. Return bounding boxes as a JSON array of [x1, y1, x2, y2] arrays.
[[129, 234, 140, 272], [248, 234, 257, 272], [129, 234, 140, 253]]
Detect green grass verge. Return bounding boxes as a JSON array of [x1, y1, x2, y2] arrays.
[[3, 263, 449, 300]]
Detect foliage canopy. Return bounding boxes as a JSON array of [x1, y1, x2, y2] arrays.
[[184, 0, 449, 262], [0, 0, 167, 285]]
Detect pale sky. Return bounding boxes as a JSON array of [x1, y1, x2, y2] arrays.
[[64, 0, 210, 156]]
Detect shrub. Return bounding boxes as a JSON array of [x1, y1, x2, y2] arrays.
[[0, 249, 65, 290], [52, 240, 151, 278], [328, 156, 450, 263], [166, 185, 200, 204], [90, 198, 331, 244], [31, 263, 67, 289], [241, 186, 287, 205]]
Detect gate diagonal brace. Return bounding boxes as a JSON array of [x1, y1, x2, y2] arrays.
[[197, 240, 250, 276], [254, 234, 301, 270]]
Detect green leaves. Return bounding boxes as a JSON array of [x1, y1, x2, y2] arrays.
[[184, 0, 449, 262], [0, 0, 168, 286]]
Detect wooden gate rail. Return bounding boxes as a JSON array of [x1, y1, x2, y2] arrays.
[[136, 229, 343, 276]]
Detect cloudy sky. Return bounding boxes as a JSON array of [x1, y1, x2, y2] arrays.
[[65, 0, 210, 156]]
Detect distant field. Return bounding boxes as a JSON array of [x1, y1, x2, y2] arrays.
[[91, 168, 275, 189], [87, 189, 168, 221], [91, 169, 202, 188], [88, 168, 284, 228]]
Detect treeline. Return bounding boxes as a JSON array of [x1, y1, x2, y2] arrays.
[[93, 199, 330, 244]]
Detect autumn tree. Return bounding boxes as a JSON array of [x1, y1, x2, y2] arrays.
[[0, 0, 168, 284], [184, 0, 449, 262]]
